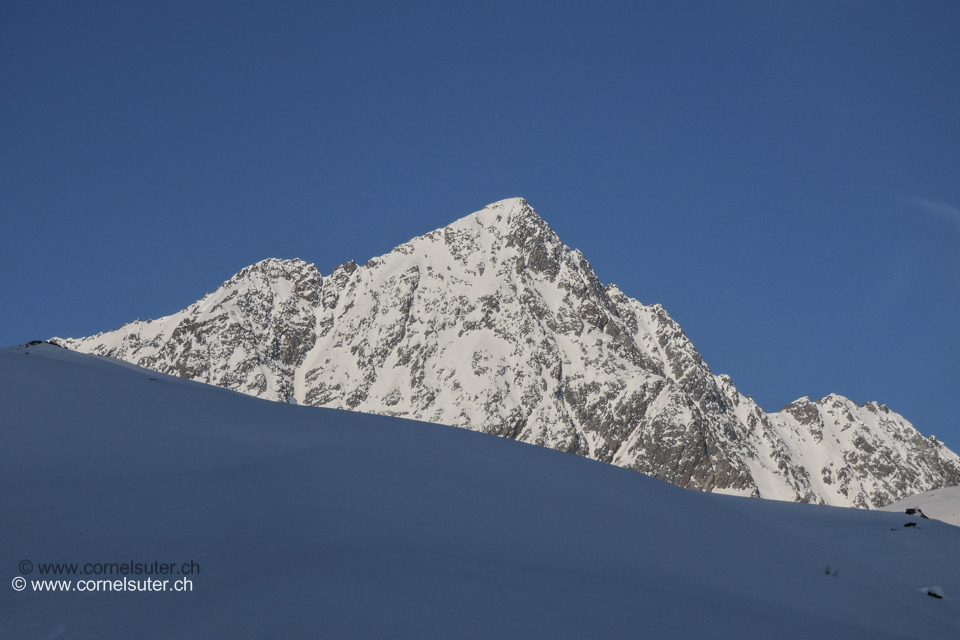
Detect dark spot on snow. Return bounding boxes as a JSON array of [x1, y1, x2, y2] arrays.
[[27, 340, 43, 346], [904, 522, 918, 528], [927, 590, 943, 599]]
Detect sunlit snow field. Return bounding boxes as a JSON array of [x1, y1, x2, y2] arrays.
[[2, 344, 958, 639], [882, 486, 960, 528]]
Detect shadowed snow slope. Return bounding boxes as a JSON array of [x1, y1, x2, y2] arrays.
[[3, 343, 959, 639], [881, 486, 960, 527]]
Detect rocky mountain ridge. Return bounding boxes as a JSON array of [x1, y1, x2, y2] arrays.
[[53, 198, 960, 507]]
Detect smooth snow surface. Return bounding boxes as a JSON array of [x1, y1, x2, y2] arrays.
[[881, 486, 960, 527], [3, 343, 960, 639]]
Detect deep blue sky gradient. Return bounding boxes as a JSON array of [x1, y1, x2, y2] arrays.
[[2, 1, 958, 448]]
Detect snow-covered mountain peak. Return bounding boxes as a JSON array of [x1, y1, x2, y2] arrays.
[[465, 196, 541, 232], [370, 196, 569, 281], [231, 256, 316, 280], [51, 198, 960, 508], [213, 257, 321, 303], [780, 396, 820, 424]]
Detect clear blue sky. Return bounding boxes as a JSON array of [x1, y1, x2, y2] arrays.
[[2, 2, 958, 449]]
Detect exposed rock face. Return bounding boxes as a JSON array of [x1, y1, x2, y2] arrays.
[[61, 258, 322, 403], [52, 198, 960, 507]]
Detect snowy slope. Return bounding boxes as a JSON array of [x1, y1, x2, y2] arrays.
[[2, 342, 959, 639], [881, 486, 960, 527], [51, 198, 960, 508]]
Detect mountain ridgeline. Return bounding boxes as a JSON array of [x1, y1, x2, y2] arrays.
[[53, 198, 960, 507]]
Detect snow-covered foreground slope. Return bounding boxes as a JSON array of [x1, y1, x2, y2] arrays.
[[3, 343, 959, 639], [52, 198, 960, 508], [881, 486, 960, 527]]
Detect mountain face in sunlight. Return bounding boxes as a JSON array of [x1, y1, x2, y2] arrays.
[[53, 199, 960, 508]]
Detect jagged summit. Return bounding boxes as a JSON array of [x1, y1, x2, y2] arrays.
[[367, 197, 570, 280], [463, 196, 543, 231], [51, 199, 960, 508]]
